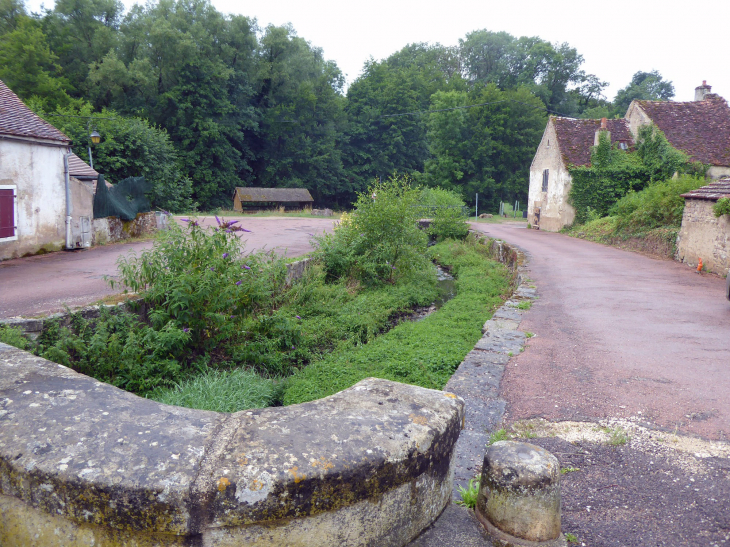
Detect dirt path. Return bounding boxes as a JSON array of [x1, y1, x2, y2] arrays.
[[0, 216, 336, 319], [471, 221, 730, 441]]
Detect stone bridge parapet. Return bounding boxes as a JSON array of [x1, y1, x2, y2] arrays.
[[0, 343, 464, 546]]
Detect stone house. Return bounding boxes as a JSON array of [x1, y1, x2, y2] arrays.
[[0, 80, 95, 260], [527, 117, 634, 231], [528, 82, 730, 232], [626, 82, 730, 180], [676, 178, 730, 275]]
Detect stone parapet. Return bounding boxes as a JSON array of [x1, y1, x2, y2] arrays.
[[0, 342, 464, 546]]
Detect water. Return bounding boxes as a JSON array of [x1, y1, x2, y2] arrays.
[[434, 267, 456, 310]]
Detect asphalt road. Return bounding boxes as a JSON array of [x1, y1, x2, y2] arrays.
[[0, 216, 336, 319], [472, 221, 730, 441]]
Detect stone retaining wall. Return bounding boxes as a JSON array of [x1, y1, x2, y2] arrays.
[[0, 342, 463, 546]]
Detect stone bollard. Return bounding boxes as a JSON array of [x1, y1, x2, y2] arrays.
[[475, 441, 566, 547]]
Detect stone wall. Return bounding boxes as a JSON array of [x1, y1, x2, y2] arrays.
[[92, 212, 161, 245], [676, 199, 730, 275], [0, 343, 463, 546]]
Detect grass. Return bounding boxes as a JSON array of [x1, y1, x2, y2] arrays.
[[517, 301, 532, 310], [565, 532, 579, 543], [608, 426, 630, 446], [456, 478, 481, 509], [282, 238, 510, 405], [149, 368, 278, 412], [487, 428, 511, 445], [561, 466, 581, 474]]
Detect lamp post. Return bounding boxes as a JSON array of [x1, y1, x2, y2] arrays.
[[87, 120, 101, 170]]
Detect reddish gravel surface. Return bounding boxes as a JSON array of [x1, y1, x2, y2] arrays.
[[0, 216, 335, 319], [472, 221, 730, 441]]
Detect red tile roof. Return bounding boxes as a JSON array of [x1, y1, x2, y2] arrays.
[[635, 95, 730, 166], [68, 153, 99, 179], [680, 178, 730, 201], [0, 80, 70, 143], [552, 117, 634, 167]]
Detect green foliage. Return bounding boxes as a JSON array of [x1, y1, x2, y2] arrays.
[[610, 175, 707, 231], [569, 129, 705, 224], [714, 197, 730, 218], [488, 428, 511, 445], [568, 132, 648, 223], [423, 84, 546, 211], [148, 367, 278, 413], [114, 217, 288, 363], [314, 175, 429, 286], [283, 237, 510, 405], [36, 102, 194, 211], [31, 308, 189, 394], [613, 70, 674, 115], [0, 325, 32, 350], [565, 532, 579, 543], [419, 187, 469, 240], [456, 478, 481, 509]]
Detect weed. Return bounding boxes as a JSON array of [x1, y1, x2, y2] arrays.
[[456, 478, 481, 509], [511, 421, 537, 439], [565, 532, 579, 543], [517, 301, 532, 310], [488, 429, 511, 445], [525, 332, 535, 338], [607, 426, 630, 446], [561, 466, 581, 474]]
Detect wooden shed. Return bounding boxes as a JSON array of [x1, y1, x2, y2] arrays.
[[233, 187, 314, 212], [676, 178, 730, 275]]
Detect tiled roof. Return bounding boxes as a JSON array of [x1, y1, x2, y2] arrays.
[[635, 95, 730, 166], [235, 187, 314, 203], [552, 117, 634, 167], [680, 178, 730, 201], [0, 80, 70, 143], [67, 153, 99, 179]]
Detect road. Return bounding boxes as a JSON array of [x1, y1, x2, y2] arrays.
[[472, 221, 730, 440], [0, 216, 336, 319]]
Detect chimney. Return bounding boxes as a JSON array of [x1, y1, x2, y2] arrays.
[[695, 80, 712, 101], [595, 118, 610, 146]]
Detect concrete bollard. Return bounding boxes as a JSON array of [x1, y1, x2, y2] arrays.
[[475, 441, 566, 547]]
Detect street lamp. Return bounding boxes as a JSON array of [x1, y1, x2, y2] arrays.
[[87, 127, 101, 169]]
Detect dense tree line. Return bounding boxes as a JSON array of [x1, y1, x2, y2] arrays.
[[0, 0, 673, 211]]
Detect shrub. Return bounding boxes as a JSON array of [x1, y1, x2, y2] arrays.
[[314, 175, 429, 286], [419, 187, 469, 240], [611, 175, 707, 231], [713, 197, 730, 218]]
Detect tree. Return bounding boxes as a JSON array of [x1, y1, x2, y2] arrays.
[[0, 16, 71, 108], [38, 102, 194, 212], [613, 70, 674, 115]]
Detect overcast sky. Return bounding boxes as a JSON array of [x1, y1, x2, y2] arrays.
[[28, 0, 730, 104]]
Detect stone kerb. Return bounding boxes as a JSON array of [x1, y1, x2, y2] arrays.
[[0, 342, 464, 546]]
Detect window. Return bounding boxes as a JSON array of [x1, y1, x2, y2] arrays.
[[542, 169, 549, 192], [618, 141, 628, 150], [0, 185, 18, 242]]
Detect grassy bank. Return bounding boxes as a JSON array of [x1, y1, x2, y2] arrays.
[[282, 236, 510, 405]]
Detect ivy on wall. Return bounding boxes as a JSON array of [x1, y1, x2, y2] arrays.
[[568, 126, 706, 224]]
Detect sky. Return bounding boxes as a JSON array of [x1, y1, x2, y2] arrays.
[[27, 0, 730, 104]]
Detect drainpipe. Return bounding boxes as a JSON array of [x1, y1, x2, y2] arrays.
[[63, 152, 73, 250]]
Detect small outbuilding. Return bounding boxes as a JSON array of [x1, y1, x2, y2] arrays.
[[676, 178, 730, 275], [233, 187, 314, 212]]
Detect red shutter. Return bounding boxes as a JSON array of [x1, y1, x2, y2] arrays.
[[0, 188, 15, 238]]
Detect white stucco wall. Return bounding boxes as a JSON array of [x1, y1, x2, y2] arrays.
[[0, 139, 68, 260], [527, 121, 576, 231], [625, 102, 652, 141]]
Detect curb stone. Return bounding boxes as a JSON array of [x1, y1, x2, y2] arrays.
[[410, 238, 536, 546]]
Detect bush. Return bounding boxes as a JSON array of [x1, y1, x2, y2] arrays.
[[314, 175, 429, 286], [419, 187, 469, 240], [611, 175, 707, 231], [713, 197, 730, 218]]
